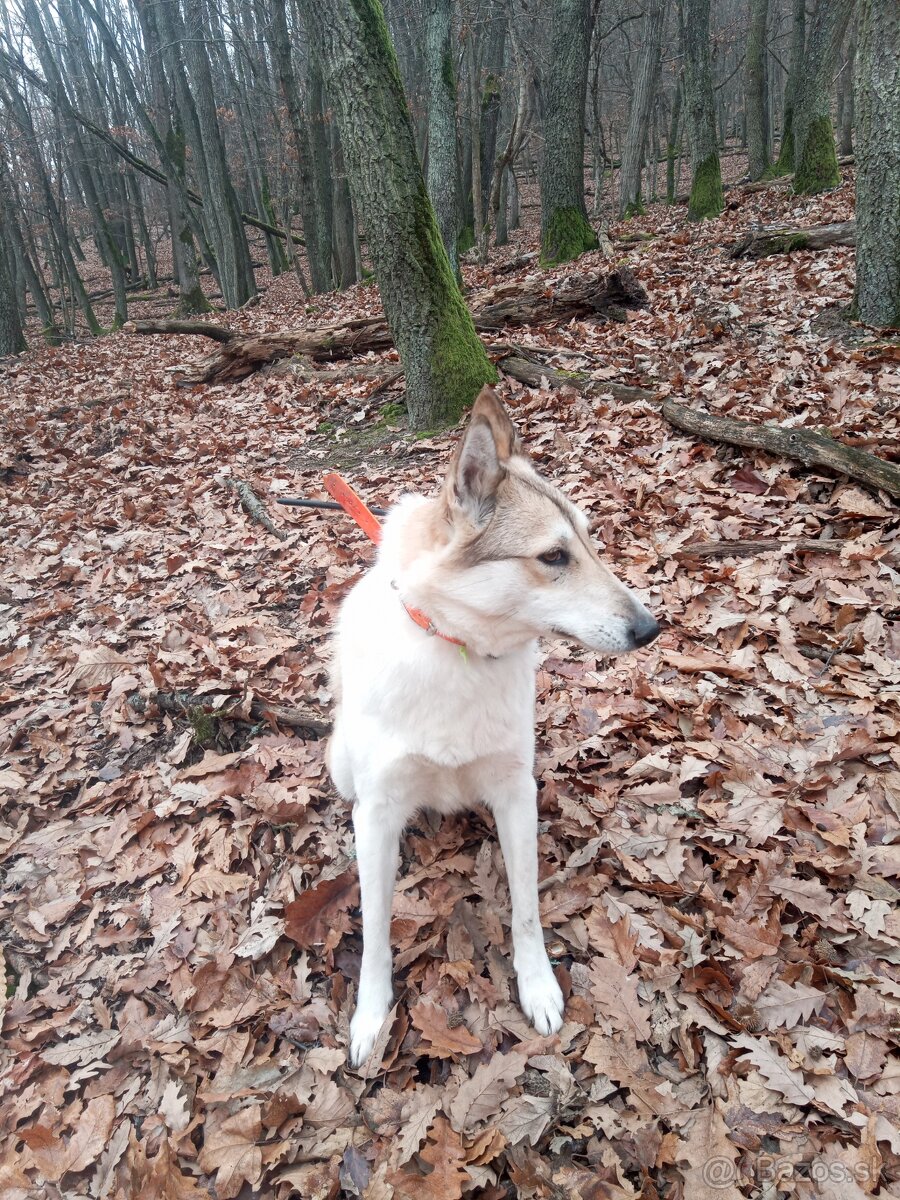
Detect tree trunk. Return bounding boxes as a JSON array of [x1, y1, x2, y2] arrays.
[[0, 243, 26, 356], [331, 127, 359, 290], [745, 0, 771, 181], [424, 0, 462, 282], [792, 0, 855, 195], [178, 0, 257, 307], [777, 0, 811, 176], [538, 0, 598, 265], [680, 0, 724, 220], [295, 0, 495, 429], [666, 78, 683, 203], [852, 0, 900, 328], [266, 3, 330, 293], [619, 0, 667, 217], [840, 34, 855, 157]]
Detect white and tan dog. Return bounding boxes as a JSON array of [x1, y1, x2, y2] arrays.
[[328, 387, 659, 1065]]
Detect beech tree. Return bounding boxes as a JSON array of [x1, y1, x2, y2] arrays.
[[680, 0, 723, 220], [853, 0, 900, 328], [538, 0, 598, 265], [296, 0, 495, 428], [425, 0, 462, 282]]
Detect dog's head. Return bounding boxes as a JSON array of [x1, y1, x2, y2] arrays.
[[418, 386, 659, 656]]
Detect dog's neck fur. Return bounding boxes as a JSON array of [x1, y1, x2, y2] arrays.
[[375, 492, 537, 660]]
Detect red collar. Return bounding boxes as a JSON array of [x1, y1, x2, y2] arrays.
[[323, 473, 466, 649]]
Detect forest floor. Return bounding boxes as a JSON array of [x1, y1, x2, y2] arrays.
[[2, 167, 899, 1200]]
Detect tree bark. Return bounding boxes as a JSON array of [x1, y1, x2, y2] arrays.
[[662, 401, 900, 499], [0, 242, 26, 357], [294, 0, 495, 430], [852, 0, 900, 329], [680, 0, 723, 220], [538, 0, 598, 265], [424, 0, 462, 282], [745, 0, 771, 181], [792, 0, 855, 195], [619, 0, 667, 217], [774, 0, 807, 175]]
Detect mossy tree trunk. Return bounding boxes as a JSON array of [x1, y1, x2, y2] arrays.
[[0, 244, 26, 357], [773, 0, 806, 175], [792, 0, 854, 195], [619, 0, 667, 217], [538, 0, 598, 266], [680, 0, 723, 220], [745, 0, 771, 181], [424, 0, 462, 283], [852, 0, 900, 328], [296, 0, 495, 430]]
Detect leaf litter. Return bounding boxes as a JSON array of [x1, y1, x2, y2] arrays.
[[1, 171, 899, 1198]]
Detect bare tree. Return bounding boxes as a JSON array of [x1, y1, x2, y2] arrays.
[[619, 0, 667, 217], [745, 0, 771, 181], [680, 0, 723, 220], [791, 0, 855, 195]]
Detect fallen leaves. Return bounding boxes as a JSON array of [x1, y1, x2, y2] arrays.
[[2, 164, 898, 1200]]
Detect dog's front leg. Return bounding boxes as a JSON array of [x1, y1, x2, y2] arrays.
[[349, 796, 402, 1067], [492, 777, 565, 1035]]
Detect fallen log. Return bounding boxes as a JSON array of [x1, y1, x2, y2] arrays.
[[672, 537, 848, 559], [661, 401, 900, 500], [129, 691, 331, 737], [730, 220, 856, 260], [124, 268, 649, 384]]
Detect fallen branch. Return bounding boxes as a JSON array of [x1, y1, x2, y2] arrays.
[[672, 537, 848, 559], [661, 401, 900, 500], [225, 477, 288, 540], [129, 691, 331, 737], [125, 268, 649, 384], [498, 353, 658, 404], [730, 220, 856, 260]]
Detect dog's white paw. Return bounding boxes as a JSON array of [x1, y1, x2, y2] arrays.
[[349, 1004, 391, 1068], [517, 963, 565, 1035]]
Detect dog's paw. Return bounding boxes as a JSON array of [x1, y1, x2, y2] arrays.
[[348, 1005, 391, 1068], [518, 964, 565, 1036]]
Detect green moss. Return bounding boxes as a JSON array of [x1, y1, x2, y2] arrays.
[[457, 223, 475, 255], [378, 400, 406, 424], [187, 706, 217, 748], [405, 176, 496, 429], [622, 198, 646, 220], [442, 49, 454, 92], [174, 285, 213, 317], [481, 73, 501, 106], [540, 207, 599, 267], [793, 115, 840, 195], [687, 153, 724, 221], [317, 419, 335, 433]]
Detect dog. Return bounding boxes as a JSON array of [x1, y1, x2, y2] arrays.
[[328, 387, 660, 1066]]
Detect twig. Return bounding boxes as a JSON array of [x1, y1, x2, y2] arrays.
[[129, 691, 331, 737], [225, 477, 287, 541]]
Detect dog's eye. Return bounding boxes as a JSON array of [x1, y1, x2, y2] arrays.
[[538, 547, 569, 568]]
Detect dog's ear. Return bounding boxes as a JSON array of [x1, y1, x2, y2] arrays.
[[447, 387, 522, 525]]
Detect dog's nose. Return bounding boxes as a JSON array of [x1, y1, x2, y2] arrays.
[[630, 613, 660, 648]]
